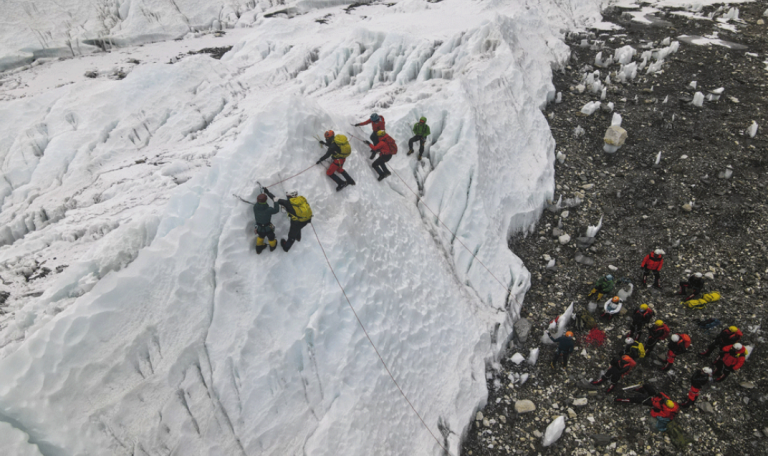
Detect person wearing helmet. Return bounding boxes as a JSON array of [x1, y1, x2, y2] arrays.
[[650, 393, 679, 432], [367, 130, 398, 181], [622, 337, 646, 360], [628, 304, 655, 339], [588, 273, 615, 300], [699, 325, 742, 357], [590, 355, 636, 393], [546, 330, 575, 370], [680, 367, 713, 407], [644, 320, 670, 354], [600, 296, 623, 320], [713, 343, 747, 382], [317, 130, 356, 191], [660, 333, 691, 371], [252, 191, 280, 254], [355, 113, 386, 146], [640, 249, 665, 289], [265, 188, 312, 252], [407, 116, 431, 161], [677, 272, 705, 301]]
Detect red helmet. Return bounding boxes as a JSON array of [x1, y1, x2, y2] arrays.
[[324, 130, 334, 139], [257, 194, 268, 203]]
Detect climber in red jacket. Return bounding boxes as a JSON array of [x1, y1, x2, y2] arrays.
[[713, 343, 747, 382], [355, 113, 386, 146], [650, 393, 679, 432], [640, 249, 664, 289], [366, 130, 398, 181]]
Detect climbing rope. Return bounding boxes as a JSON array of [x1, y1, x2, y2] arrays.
[[262, 163, 318, 189], [309, 222, 453, 455]]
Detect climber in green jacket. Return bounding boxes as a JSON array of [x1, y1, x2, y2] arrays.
[[253, 193, 280, 254], [408, 116, 431, 161]]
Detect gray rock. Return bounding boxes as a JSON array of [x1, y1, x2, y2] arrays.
[[533, 430, 543, 438], [696, 402, 715, 414], [567, 407, 577, 419], [552, 227, 564, 237], [476, 411, 483, 421], [515, 400, 536, 414], [514, 318, 532, 343], [682, 203, 692, 212], [572, 398, 588, 406], [592, 434, 612, 446], [739, 381, 756, 389], [576, 236, 596, 249], [559, 234, 571, 245], [575, 253, 595, 266]]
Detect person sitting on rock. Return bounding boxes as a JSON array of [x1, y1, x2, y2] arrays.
[[600, 296, 623, 320], [588, 274, 615, 301], [627, 303, 654, 339], [677, 272, 705, 301], [640, 249, 664, 289], [591, 355, 636, 393], [547, 330, 575, 370], [660, 333, 691, 371], [680, 367, 712, 408], [644, 320, 670, 354], [650, 393, 679, 432], [699, 325, 742, 357]]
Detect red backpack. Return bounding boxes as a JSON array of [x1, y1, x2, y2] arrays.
[[383, 135, 398, 154]]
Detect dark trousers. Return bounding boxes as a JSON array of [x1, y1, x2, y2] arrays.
[[628, 322, 644, 339], [645, 337, 661, 353], [283, 219, 310, 251], [679, 282, 701, 301], [625, 385, 656, 404], [713, 359, 732, 380], [552, 351, 570, 367], [372, 154, 392, 176], [408, 135, 425, 154], [370, 131, 379, 145], [255, 224, 275, 240], [643, 268, 660, 287]]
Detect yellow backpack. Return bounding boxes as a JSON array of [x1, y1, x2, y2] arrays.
[[635, 342, 646, 359], [289, 196, 312, 222], [333, 135, 352, 159]]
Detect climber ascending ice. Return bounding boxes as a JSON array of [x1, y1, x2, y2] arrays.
[[317, 130, 356, 192]]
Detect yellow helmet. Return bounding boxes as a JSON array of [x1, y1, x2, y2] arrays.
[[377, 130, 387, 137], [640, 304, 648, 311], [728, 326, 738, 333], [665, 400, 675, 409], [655, 320, 664, 327], [612, 296, 620, 303]]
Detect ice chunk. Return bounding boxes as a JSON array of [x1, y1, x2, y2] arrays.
[[556, 92, 562, 103], [646, 59, 664, 74], [661, 37, 671, 46], [542, 416, 566, 447], [662, 95, 668, 104], [528, 348, 539, 366], [692, 92, 704, 107], [573, 125, 586, 137], [511, 353, 526, 365], [614, 45, 636, 65], [688, 81, 698, 90], [611, 113, 622, 127], [654, 151, 662, 166], [585, 216, 602, 237], [723, 7, 739, 21], [617, 283, 634, 301], [541, 303, 574, 344], [745, 344, 755, 360], [747, 121, 758, 138], [618, 62, 637, 81], [546, 258, 556, 270], [594, 52, 604, 67], [580, 101, 601, 115], [600, 87, 606, 100], [519, 373, 529, 385]]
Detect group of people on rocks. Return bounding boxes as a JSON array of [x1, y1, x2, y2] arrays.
[[250, 113, 431, 252], [546, 249, 749, 433]]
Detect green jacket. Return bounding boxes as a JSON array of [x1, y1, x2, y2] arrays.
[[594, 276, 615, 294], [412, 122, 430, 137], [253, 201, 279, 225]]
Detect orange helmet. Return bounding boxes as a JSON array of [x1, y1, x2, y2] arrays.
[[565, 331, 574, 337], [612, 296, 620, 303], [324, 130, 335, 139], [622, 355, 632, 362]]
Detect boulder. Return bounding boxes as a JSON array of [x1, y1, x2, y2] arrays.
[[592, 434, 612, 446], [572, 398, 588, 407], [514, 318, 531, 343], [514, 400, 536, 414], [604, 125, 628, 147]]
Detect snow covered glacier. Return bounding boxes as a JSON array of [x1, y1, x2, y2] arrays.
[[0, 0, 603, 454]]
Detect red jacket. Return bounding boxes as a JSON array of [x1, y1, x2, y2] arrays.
[[651, 393, 679, 419], [669, 334, 691, 355], [360, 117, 386, 132], [641, 252, 664, 271], [369, 134, 397, 155], [720, 344, 747, 371], [649, 324, 670, 341]]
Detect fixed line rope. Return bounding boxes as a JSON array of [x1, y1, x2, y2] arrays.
[[262, 163, 318, 188], [309, 222, 453, 456]]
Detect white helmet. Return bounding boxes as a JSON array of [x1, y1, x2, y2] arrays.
[[670, 334, 680, 342], [733, 343, 743, 350], [654, 249, 665, 255], [694, 272, 703, 278], [286, 191, 298, 198], [702, 367, 713, 374], [625, 337, 634, 345]]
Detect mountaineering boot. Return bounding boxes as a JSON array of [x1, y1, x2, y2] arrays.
[[256, 244, 267, 254], [653, 280, 662, 289], [698, 349, 711, 357], [407, 149, 414, 155], [370, 152, 376, 160], [660, 363, 672, 372], [605, 384, 616, 394], [679, 399, 694, 408], [417, 154, 423, 161], [340, 171, 356, 186], [268, 239, 277, 252], [614, 398, 631, 403], [281, 238, 295, 252], [377, 173, 389, 181], [591, 378, 605, 386], [329, 174, 347, 191]]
